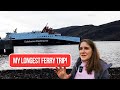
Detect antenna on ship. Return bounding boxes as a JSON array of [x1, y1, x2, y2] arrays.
[[14, 28, 17, 33], [43, 23, 48, 28], [42, 23, 49, 33], [46, 23, 48, 26]]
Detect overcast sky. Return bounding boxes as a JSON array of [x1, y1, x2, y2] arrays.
[[0, 11, 120, 38]]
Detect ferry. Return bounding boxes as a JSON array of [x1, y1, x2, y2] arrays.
[[4, 25, 80, 46]]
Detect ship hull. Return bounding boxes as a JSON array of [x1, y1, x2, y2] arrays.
[[11, 39, 79, 46]]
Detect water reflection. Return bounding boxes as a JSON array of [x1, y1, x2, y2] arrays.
[[0, 41, 120, 70]]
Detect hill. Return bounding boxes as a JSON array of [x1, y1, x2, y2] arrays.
[[54, 20, 120, 41]]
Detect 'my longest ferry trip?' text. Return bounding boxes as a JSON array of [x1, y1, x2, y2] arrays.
[[9, 54, 71, 67]]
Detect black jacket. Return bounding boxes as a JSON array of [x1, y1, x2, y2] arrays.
[[69, 57, 112, 79]]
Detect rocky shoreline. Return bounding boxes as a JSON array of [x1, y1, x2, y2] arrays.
[[0, 67, 120, 79]]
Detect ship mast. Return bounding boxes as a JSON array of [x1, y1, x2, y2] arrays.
[[14, 28, 17, 33], [41, 23, 55, 34]]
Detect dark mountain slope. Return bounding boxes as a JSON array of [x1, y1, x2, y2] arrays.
[[54, 20, 120, 41]]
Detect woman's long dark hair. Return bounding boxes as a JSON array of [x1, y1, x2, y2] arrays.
[[79, 39, 102, 74]]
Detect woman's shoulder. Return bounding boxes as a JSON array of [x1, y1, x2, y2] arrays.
[[100, 59, 112, 69], [73, 57, 82, 68]]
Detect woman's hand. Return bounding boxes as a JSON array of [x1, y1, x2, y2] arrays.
[[54, 65, 71, 79]]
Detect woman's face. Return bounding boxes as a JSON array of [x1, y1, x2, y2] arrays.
[[79, 42, 93, 62]]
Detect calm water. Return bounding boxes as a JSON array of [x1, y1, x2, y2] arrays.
[[0, 41, 120, 70]]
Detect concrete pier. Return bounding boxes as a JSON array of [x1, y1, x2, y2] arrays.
[[0, 40, 14, 55], [0, 40, 4, 54]]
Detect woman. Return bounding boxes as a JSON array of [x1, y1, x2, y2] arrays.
[[54, 39, 112, 79]]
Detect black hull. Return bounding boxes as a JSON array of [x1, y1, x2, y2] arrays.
[[11, 39, 79, 46]]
